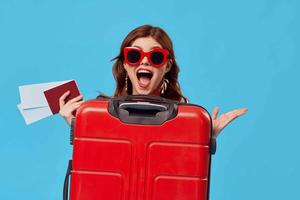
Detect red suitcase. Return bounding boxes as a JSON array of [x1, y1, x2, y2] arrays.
[[64, 95, 216, 200]]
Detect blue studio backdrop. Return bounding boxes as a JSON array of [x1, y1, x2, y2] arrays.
[[0, 0, 299, 199]]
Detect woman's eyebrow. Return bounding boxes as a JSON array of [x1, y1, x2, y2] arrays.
[[132, 45, 142, 49], [150, 46, 161, 49], [132, 45, 162, 50]]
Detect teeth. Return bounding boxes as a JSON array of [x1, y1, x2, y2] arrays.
[[136, 69, 153, 80], [137, 69, 152, 73]]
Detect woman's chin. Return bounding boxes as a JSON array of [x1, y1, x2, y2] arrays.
[[132, 84, 153, 95], [135, 87, 151, 95], [134, 86, 161, 96]]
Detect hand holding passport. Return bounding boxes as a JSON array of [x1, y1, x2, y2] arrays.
[[18, 80, 81, 125]]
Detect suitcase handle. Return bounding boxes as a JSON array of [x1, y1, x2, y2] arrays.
[[63, 160, 72, 200], [119, 102, 167, 113], [108, 95, 178, 125], [121, 95, 171, 103]]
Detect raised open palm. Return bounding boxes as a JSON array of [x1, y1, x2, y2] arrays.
[[212, 106, 248, 138]]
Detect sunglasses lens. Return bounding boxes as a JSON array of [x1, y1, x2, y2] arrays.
[[127, 49, 141, 64], [150, 51, 165, 65]]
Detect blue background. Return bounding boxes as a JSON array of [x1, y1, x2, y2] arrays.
[[0, 0, 299, 199]]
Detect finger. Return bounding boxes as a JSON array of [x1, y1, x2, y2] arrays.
[[231, 108, 248, 114], [212, 106, 219, 120], [59, 91, 70, 108], [69, 103, 83, 112], [234, 108, 248, 118], [73, 100, 84, 106], [63, 100, 84, 111], [65, 95, 83, 106], [225, 108, 248, 118], [60, 102, 82, 117], [69, 100, 84, 109], [62, 100, 84, 113], [222, 108, 248, 126]]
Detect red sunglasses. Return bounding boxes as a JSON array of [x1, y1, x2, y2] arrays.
[[123, 47, 169, 68]]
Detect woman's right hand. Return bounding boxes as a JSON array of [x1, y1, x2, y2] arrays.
[[59, 91, 84, 126]]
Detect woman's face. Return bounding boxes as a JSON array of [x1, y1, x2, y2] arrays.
[[123, 36, 171, 95]]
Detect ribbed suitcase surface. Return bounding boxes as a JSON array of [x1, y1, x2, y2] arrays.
[[68, 95, 214, 200]]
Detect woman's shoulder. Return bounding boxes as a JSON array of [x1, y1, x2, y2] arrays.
[[96, 93, 112, 99], [179, 97, 189, 103]]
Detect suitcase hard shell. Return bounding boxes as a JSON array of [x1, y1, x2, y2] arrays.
[[64, 95, 215, 200]]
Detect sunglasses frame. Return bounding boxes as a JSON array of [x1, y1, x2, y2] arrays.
[[123, 47, 169, 68]]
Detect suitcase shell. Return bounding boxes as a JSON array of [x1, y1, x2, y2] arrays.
[[68, 96, 214, 200]]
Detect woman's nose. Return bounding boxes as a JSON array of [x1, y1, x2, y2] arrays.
[[140, 55, 150, 66]]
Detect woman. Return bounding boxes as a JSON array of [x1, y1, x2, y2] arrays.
[[59, 25, 248, 138]]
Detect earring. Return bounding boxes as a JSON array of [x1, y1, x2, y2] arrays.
[[160, 78, 169, 94], [125, 74, 128, 93]]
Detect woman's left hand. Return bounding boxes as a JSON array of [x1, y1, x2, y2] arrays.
[[212, 106, 248, 138]]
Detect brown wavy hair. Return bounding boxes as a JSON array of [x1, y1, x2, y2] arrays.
[[111, 24, 188, 103]]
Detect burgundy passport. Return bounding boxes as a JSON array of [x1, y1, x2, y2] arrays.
[[44, 80, 80, 114]]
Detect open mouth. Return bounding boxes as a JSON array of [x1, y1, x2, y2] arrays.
[[136, 69, 153, 88]]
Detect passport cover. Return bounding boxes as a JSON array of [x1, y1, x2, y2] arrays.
[[44, 80, 80, 114]]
